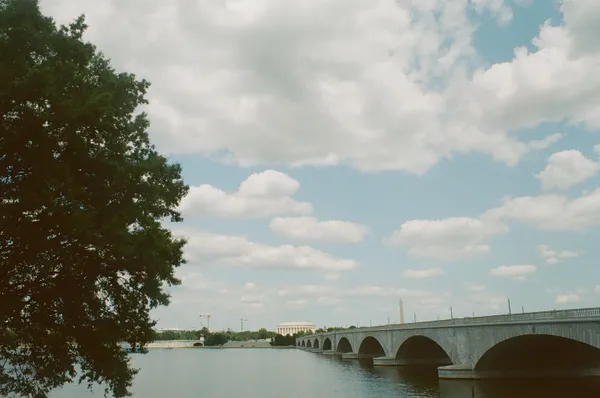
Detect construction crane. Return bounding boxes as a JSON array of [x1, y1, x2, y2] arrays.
[[199, 314, 212, 331]]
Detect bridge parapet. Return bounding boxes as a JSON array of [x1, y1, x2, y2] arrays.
[[301, 307, 600, 340]]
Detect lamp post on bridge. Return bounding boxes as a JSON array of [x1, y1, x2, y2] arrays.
[[399, 298, 405, 324]]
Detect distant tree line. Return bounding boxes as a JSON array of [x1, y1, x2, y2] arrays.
[[271, 334, 297, 346], [152, 326, 355, 347], [152, 327, 278, 346], [315, 326, 354, 333]]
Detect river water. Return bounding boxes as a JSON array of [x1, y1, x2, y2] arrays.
[[49, 348, 600, 398]]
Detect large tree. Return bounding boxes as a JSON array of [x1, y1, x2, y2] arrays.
[[0, 1, 188, 397]]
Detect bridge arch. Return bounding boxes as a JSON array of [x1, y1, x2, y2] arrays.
[[358, 336, 385, 358], [474, 334, 600, 377], [313, 338, 320, 349], [395, 335, 452, 366], [306, 340, 312, 348], [301, 340, 305, 347], [323, 338, 332, 351], [336, 337, 353, 353]]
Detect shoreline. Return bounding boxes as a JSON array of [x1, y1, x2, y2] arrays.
[[189, 346, 296, 349], [147, 345, 297, 350], [135, 339, 299, 350], [143, 340, 297, 350]]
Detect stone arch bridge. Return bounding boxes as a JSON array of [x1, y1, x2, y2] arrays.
[[296, 307, 600, 379]]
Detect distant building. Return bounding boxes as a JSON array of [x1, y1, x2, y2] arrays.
[[155, 328, 188, 332], [276, 321, 316, 335], [154, 327, 204, 333]]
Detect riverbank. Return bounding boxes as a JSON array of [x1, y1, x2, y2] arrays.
[[144, 340, 297, 349], [146, 340, 198, 349], [193, 345, 296, 349]]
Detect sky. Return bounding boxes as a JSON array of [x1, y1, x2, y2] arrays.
[[39, 0, 600, 332]]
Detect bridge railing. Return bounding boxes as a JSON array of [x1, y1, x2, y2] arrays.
[[300, 307, 600, 339], [453, 307, 600, 325]]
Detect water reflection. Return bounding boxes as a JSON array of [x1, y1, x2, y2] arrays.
[[373, 366, 440, 397], [45, 349, 600, 398], [468, 378, 600, 398], [324, 355, 600, 398], [372, 364, 439, 384]]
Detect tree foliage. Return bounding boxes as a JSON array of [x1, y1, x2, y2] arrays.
[[270, 334, 298, 347], [151, 329, 201, 341], [222, 329, 277, 342], [0, 1, 188, 396], [151, 328, 278, 344], [257, 328, 270, 339], [315, 326, 347, 333], [203, 333, 228, 347]]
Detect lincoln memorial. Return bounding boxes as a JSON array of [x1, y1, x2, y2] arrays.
[[276, 321, 316, 336]]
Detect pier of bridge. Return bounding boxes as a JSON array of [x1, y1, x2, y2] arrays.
[[296, 307, 600, 380]]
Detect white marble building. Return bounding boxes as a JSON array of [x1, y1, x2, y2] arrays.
[[276, 321, 316, 336]]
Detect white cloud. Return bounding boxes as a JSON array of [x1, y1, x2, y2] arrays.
[[178, 170, 312, 219], [484, 189, 600, 231], [277, 284, 447, 304], [38, 0, 597, 175], [158, 270, 273, 325], [555, 293, 581, 304], [471, 0, 514, 25], [240, 294, 267, 307], [490, 265, 537, 280], [463, 6, 600, 133], [174, 227, 357, 272], [269, 216, 368, 243], [465, 283, 486, 292], [538, 244, 581, 265], [563, 0, 600, 57], [575, 287, 588, 295], [469, 293, 508, 311], [286, 299, 307, 307], [317, 297, 342, 306], [390, 186, 600, 260], [419, 296, 447, 307], [176, 271, 219, 292], [536, 150, 600, 190], [386, 217, 506, 261], [527, 133, 565, 150], [324, 273, 340, 281], [403, 267, 444, 279]]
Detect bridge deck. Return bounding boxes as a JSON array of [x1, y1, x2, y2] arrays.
[[301, 307, 600, 339]]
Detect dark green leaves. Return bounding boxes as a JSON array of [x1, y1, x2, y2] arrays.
[[0, 1, 188, 396]]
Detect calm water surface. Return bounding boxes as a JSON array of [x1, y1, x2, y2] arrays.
[[50, 349, 600, 398]]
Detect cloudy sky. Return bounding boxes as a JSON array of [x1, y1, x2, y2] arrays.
[[40, 0, 600, 332]]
